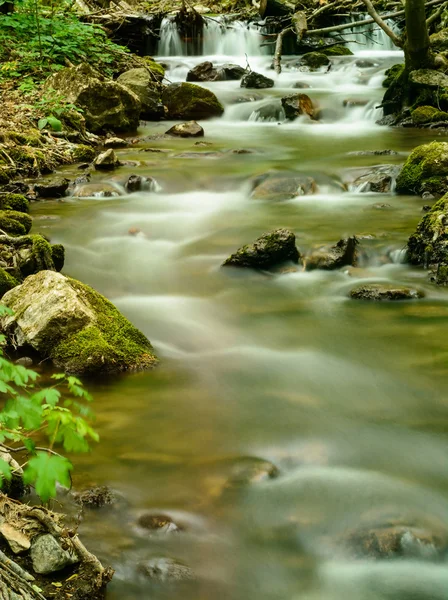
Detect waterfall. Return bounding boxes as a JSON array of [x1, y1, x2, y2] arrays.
[[344, 14, 402, 54], [157, 16, 265, 57]]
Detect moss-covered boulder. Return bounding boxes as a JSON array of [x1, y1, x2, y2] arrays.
[[411, 105, 448, 125], [1, 270, 158, 376], [162, 83, 224, 120], [321, 45, 353, 56], [0, 234, 63, 280], [117, 68, 164, 120], [0, 193, 29, 213], [45, 63, 141, 134], [349, 283, 424, 300], [300, 52, 330, 70], [305, 237, 359, 271], [142, 57, 165, 82], [0, 210, 32, 236], [407, 194, 448, 284], [382, 64, 405, 89], [396, 141, 448, 196], [430, 29, 448, 52], [72, 145, 96, 163], [0, 268, 18, 297], [222, 229, 300, 270]]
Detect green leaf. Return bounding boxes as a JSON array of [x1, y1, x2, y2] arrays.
[[0, 458, 11, 489], [23, 438, 36, 453], [23, 452, 72, 502], [46, 116, 62, 132], [37, 118, 48, 130], [8, 395, 43, 430], [32, 388, 61, 408]]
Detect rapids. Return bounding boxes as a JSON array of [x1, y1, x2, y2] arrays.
[[32, 16, 448, 600]]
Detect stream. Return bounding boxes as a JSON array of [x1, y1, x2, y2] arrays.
[[31, 19, 448, 600]]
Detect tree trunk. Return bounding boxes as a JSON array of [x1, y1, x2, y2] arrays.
[[259, 0, 294, 18], [404, 0, 433, 70]]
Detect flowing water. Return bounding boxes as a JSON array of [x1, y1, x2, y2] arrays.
[[31, 19, 448, 600]]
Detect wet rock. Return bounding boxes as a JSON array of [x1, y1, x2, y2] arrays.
[[93, 149, 121, 171], [343, 98, 369, 107], [250, 101, 283, 122], [72, 183, 122, 198], [137, 558, 194, 582], [407, 194, 448, 284], [348, 150, 398, 157], [222, 228, 300, 270], [409, 68, 448, 89], [74, 486, 116, 509], [353, 165, 400, 193], [0, 210, 32, 235], [1, 270, 158, 376], [187, 61, 221, 82], [233, 92, 264, 103], [31, 534, 79, 574], [281, 93, 315, 120], [292, 81, 311, 89], [221, 64, 247, 80], [125, 174, 156, 193], [355, 59, 377, 68], [300, 52, 330, 70], [396, 141, 448, 196], [165, 121, 204, 138], [225, 456, 279, 486], [0, 523, 30, 554], [104, 137, 128, 149], [137, 513, 183, 534], [162, 82, 224, 120], [117, 67, 164, 120], [305, 237, 358, 271], [15, 356, 33, 367], [34, 178, 70, 199], [128, 227, 142, 236], [45, 63, 141, 133], [240, 71, 274, 89], [0, 193, 29, 213], [349, 283, 424, 301], [322, 45, 353, 56], [252, 174, 317, 200], [366, 203, 392, 210], [411, 105, 448, 125]]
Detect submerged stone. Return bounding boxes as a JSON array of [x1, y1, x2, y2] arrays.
[[72, 183, 123, 198], [162, 82, 224, 120], [352, 165, 400, 193], [349, 283, 424, 301], [1, 270, 158, 376], [252, 174, 317, 200], [396, 141, 448, 197], [74, 486, 117, 509], [240, 71, 274, 89], [165, 121, 204, 138], [222, 228, 300, 270], [137, 513, 183, 534], [305, 237, 359, 271], [137, 558, 194, 582]]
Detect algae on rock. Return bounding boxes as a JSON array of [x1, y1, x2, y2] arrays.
[[396, 141, 448, 196], [1, 271, 158, 376], [162, 82, 224, 120]]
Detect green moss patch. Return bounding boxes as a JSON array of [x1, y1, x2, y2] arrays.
[[0, 268, 19, 298], [396, 141, 448, 196], [0, 210, 32, 235], [0, 193, 29, 213], [321, 45, 353, 56]]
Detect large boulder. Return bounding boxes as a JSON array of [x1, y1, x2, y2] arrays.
[[45, 63, 141, 133], [240, 72, 274, 89], [1, 271, 158, 376], [407, 194, 448, 284], [162, 83, 224, 120], [396, 141, 448, 197], [281, 93, 315, 120], [305, 237, 359, 271], [411, 105, 448, 125], [222, 229, 300, 270], [117, 68, 164, 120]]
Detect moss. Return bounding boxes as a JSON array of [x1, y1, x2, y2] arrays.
[[0, 193, 29, 213], [51, 243, 65, 272], [143, 58, 165, 82], [300, 52, 330, 69], [382, 64, 404, 88], [396, 141, 448, 195], [407, 195, 448, 267], [51, 277, 158, 376], [0, 210, 32, 235], [430, 29, 448, 52], [8, 131, 42, 147], [321, 45, 353, 56], [18, 234, 56, 277], [161, 83, 224, 120], [72, 144, 96, 163], [0, 267, 18, 297]]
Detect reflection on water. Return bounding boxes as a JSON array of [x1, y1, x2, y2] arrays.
[[31, 23, 448, 600]]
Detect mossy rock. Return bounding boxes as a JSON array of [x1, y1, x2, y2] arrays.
[[142, 57, 166, 82], [222, 228, 300, 270], [51, 244, 65, 272], [1, 270, 158, 376], [430, 29, 448, 52], [0, 233, 60, 281], [300, 52, 330, 70], [349, 283, 424, 301], [0, 193, 29, 213], [321, 45, 353, 56], [0, 130, 42, 147], [411, 105, 448, 125], [162, 83, 224, 120], [0, 210, 32, 235], [0, 268, 18, 298], [72, 144, 96, 163], [396, 141, 448, 196], [407, 194, 448, 284], [382, 64, 404, 88]]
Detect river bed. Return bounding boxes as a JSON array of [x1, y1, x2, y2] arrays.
[[30, 22, 448, 600]]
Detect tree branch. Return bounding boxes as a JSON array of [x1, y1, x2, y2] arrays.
[[360, 0, 403, 46]]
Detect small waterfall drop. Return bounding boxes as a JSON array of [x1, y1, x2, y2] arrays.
[[203, 18, 266, 57], [158, 16, 184, 56], [344, 15, 402, 54]]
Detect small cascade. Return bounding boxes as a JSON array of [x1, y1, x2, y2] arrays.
[[158, 16, 184, 56], [344, 15, 402, 54]]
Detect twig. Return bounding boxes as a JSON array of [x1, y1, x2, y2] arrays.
[[427, 0, 448, 26], [273, 26, 292, 74]]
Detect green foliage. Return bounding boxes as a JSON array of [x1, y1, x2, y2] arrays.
[[0, 304, 98, 502], [0, 0, 129, 83]]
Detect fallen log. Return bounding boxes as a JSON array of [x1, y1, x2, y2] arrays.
[[259, 0, 295, 18]]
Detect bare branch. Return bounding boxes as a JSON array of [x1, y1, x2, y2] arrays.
[[360, 0, 403, 46]]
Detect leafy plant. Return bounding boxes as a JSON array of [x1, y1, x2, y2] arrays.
[[0, 304, 98, 502]]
